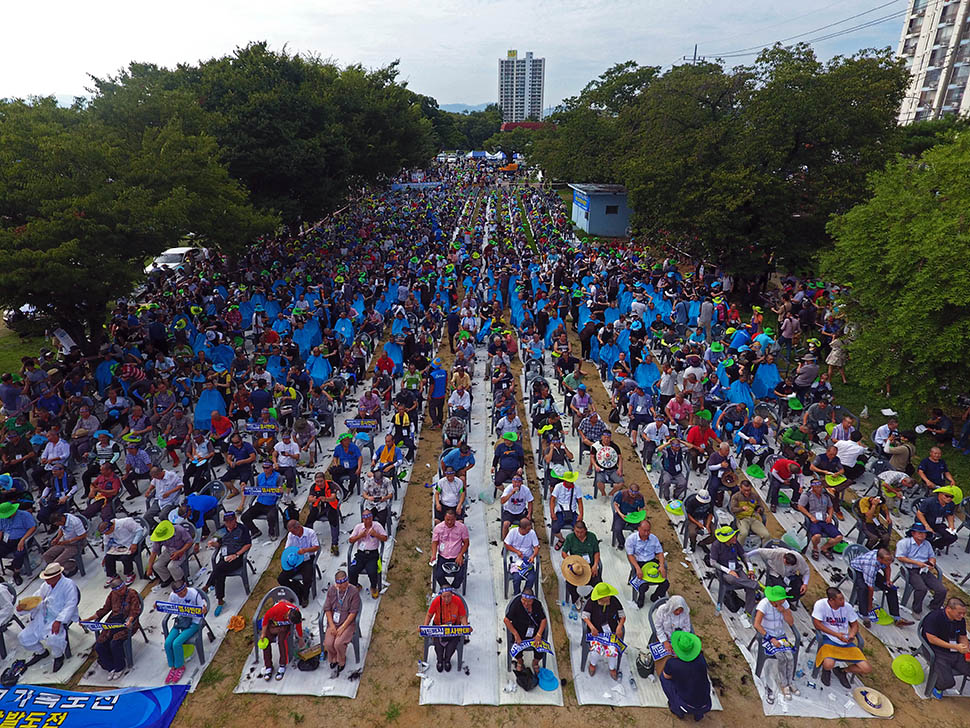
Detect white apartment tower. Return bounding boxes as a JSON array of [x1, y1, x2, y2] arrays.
[[897, 0, 970, 123], [498, 50, 545, 123]]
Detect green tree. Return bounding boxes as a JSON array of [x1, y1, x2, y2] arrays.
[[823, 133, 970, 409], [89, 44, 436, 225], [619, 45, 907, 279], [482, 126, 536, 159], [445, 104, 502, 149], [528, 61, 657, 183], [0, 98, 275, 348], [896, 115, 970, 157]]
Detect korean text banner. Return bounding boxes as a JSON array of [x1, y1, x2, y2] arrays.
[[0, 684, 189, 728]]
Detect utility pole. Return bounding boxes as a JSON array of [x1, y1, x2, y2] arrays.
[[681, 44, 710, 65]]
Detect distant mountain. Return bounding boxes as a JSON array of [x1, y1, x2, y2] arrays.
[[440, 103, 490, 113]]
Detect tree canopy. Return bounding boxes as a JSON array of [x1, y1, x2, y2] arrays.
[[531, 46, 908, 280], [823, 132, 970, 410], [0, 97, 275, 347]]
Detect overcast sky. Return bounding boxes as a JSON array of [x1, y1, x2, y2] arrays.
[[3, 0, 907, 108]]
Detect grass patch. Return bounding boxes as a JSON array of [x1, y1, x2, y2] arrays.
[[197, 665, 228, 688], [288, 711, 305, 725], [0, 326, 47, 375], [383, 700, 402, 723]]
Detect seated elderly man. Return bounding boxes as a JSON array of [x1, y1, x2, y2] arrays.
[[797, 480, 844, 562], [492, 432, 525, 490], [625, 520, 669, 608], [811, 587, 872, 688], [710, 526, 760, 615], [848, 547, 913, 629], [610, 483, 645, 547], [85, 574, 142, 679], [504, 587, 548, 675], [0, 501, 37, 585], [915, 486, 960, 552], [499, 474, 532, 540], [17, 562, 79, 673], [747, 547, 810, 607], [323, 569, 361, 679], [921, 597, 970, 699], [431, 509, 470, 591], [42, 512, 87, 576], [99, 516, 145, 586], [729, 480, 770, 545], [504, 518, 541, 594], [146, 519, 193, 591], [424, 587, 470, 673], [348, 510, 388, 599], [278, 519, 320, 608], [655, 439, 688, 501], [894, 523, 947, 618]]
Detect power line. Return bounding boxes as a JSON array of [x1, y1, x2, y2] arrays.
[[707, 0, 905, 57], [713, 8, 909, 59], [696, 0, 845, 49]]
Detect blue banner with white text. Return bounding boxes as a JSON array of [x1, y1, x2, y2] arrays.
[[0, 684, 188, 728]]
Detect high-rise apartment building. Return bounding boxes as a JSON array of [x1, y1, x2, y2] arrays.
[[498, 50, 545, 123], [897, 0, 970, 123]]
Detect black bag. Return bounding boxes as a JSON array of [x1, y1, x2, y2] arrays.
[[297, 656, 320, 671], [723, 589, 744, 614], [608, 407, 620, 424], [1, 660, 26, 688], [514, 666, 538, 691], [636, 650, 655, 678], [282, 502, 301, 523]]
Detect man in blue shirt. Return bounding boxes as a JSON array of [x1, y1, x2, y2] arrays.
[[329, 433, 363, 490], [426, 358, 448, 427], [915, 486, 959, 551], [241, 462, 283, 538], [442, 442, 475, 485], [0, 502, 37, 584], [625, 520, 668, 607], [491, 433, 524, 489], [917, 447, 955, 490]]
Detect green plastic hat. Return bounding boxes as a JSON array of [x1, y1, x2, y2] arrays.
[[696, 409, 712, 421], [537, 424, 553, 434], [623, 509, 647, 524], [258, 637, 270, 651], [778, 493, 791, 505], [710, 342, 724, 352], [590, 582, 619, 601], [557, 471, 579, 483], [150, 520, 175, 542], [0, 502, 19, 519], [722, 358, 735, 367], [337, 433, 353, 442], [764, 585, 788, 602], [787, 396, 804, 411], [933, 485, 964, 504], [832, 541, 849, 553], [641, 562, 666, 583], [746, 465, 766, 480], [665, 499, 684, 516], [714, 525, 738, 543], [826, 474, 847, 487], [502, 431, 519, 442], [891, 654, 925, 685], [825, 422, 836, 436], [670, 630, 702, 662], [725, 328, 736, 335], [875, 608, 894, 626]]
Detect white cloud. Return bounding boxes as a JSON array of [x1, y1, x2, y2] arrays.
[[1, 0, 905, 106]]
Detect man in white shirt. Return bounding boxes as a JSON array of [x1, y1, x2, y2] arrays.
[[504, 518, 540, 593], [278, 519, 320, 607], [811, 587, 872, 688], [99, 517, 145, 585], [499, 474, 533, 539], [42, 512, 87, 576], [447, 385, 471, 421], [894, 523, 947, 616], [348, 511, 388, 598], [273, 431, 301, 495], [872, 417, 898, 449], [40, 431, 71, 472], [145, 467, 183, 527], [641, 415, 670, 471], [17, 562, 79, 673], [834, 432, 867, 480], [433, 468, 465, 523]]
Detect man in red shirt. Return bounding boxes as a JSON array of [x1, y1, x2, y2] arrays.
[[767, 459, 802, 513], [424, 587, 470, 672], [685, 418, 720, 474], [258, 600, 304, 681]]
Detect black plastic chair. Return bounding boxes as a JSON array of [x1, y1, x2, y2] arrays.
[[918, 612, 969, 697], [316, 602, 362, 665], [746, 620, 802, 678], [504, 596, 550, 672]]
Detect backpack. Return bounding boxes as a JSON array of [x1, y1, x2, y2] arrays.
[[1, 660, 26, 688], [514, 667, 538, 691], [297, 656, 320, 671]]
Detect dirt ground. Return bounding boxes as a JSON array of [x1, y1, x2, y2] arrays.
[[165, 333, 967, 728]]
